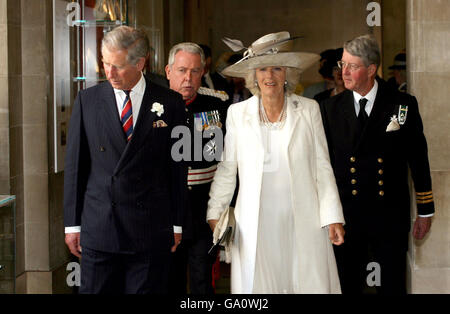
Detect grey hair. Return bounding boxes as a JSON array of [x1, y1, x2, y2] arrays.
[[343, 34, 381, 68], [245, 67, 301, 97], [167, 42, 206, 68], [101, 26, 149, 65]]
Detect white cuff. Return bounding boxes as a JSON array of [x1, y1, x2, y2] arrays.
[[418, 213, 434, 218], [173, 226, 182, 233], [65, 226, 81, 233]]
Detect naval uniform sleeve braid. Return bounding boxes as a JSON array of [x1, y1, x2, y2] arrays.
[[404, 95, 435, 216]]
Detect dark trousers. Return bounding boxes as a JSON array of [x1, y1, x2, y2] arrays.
[[333, 230, 408, 295], [79, 247, 171, 294], [169, 237, 216, 294]]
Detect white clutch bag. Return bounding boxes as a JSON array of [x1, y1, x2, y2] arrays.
[[209, 206, 235, 264]]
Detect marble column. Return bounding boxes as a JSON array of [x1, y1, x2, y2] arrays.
[[0, 0, 10, 194], [406, 0, 450, 293]]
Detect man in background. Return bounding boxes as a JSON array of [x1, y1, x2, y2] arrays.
[[320, 34, 434, 294], [166, 42, 229, 294]]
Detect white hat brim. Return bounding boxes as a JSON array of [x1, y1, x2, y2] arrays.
[[221, 52, 320, 78]]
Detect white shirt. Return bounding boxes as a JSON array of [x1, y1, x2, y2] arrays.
[[65, 73, 183, 233], [352, 79, 378, 117], [113, 73, 146, 128], [352, 80, 433, 218]]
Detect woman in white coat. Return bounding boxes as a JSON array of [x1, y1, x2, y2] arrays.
[[207, 31, 345, 294]]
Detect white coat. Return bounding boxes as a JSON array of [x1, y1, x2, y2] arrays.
[[207, 94, 345, 293]]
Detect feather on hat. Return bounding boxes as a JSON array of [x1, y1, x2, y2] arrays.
[[221, 31, 319, 78]]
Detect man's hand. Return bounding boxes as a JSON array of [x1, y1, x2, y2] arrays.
[[208, 219, 218, 232], [328, 223, 345, 246], [413, 216, 432, 240], [171, 233, 182, 253], [65, 232, 82, 258]]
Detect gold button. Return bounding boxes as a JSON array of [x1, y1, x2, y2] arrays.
[[378, 169, 384, 175], [188, 186, 192, 190], [378, 158, 383, 163], [378, 180, 384, 186], [352, 190, 358, 195], [350, 157, 356, 162], [379, 190, 384, 196], [351, 179, 357, 185], [350, 168, 356, 173], [188, 167, 192, 170]]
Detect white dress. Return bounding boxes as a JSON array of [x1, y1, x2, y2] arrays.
[[253, 119, 300, 293]]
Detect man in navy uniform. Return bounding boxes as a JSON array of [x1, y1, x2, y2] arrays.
[[165, 42, 229, 294], [64, 26, 187, 294], [319, 34, 434, 294]]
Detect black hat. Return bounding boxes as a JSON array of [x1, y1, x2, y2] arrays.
[[320, 49, 336, 62], [319, 48, 343, 79], [389, 52, 406, 70]]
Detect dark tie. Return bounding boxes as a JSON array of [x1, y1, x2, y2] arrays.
[[121, 90, 133, 141], [358, 98, 368, 129]]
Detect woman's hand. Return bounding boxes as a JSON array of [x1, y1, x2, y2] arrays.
[[328, 223, 345, 246], [208, 219, 219, 232]]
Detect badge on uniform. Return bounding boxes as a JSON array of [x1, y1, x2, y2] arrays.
[[398, 105, 408, 125], [194, 110, 222, 131]]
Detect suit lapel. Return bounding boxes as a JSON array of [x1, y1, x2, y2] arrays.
[[100, 83, 128, 154], [354, 83, 391, 152], [244, 96, 264, 148], [339, 90, 361, 150], [114, 78, 159, 175], [287, 96, 302, 150]]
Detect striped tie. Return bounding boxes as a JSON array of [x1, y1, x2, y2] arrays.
[[121, 90, 133, 141]]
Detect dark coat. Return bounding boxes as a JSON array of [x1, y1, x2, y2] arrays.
[[319, 80, 434, 237], [63, 76, 188, 254], [184, 93, 229, 241]]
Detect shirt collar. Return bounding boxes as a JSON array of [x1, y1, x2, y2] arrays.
[[353, 79, 378, 104], [113, 72, 146, 96]]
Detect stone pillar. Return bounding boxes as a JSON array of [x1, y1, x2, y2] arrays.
[[7, 0, 71, 294], [0, 0, 10, 194], [406, 0, 450, 293], [381, 0, 406, 77]]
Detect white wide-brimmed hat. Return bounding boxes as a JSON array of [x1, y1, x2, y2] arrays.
[[221, 31, 319, 78]]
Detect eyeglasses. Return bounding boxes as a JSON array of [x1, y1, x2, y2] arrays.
[[337, 61, 365, 72]]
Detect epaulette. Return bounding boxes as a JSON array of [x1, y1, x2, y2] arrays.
[[197, 86, 229, 102]]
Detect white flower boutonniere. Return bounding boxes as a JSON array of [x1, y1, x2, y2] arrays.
[[151, 102, 164, 117]]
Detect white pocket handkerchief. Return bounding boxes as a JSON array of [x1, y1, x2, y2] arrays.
[[153, 120, 168, 128], [386, 115, 401, 132]]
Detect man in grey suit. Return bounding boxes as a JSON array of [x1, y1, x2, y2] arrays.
[[64, 26, 187, 294]]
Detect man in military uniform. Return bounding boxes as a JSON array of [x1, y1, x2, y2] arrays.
[[165, 42, 229, 294], [319, 35, 434, 294]]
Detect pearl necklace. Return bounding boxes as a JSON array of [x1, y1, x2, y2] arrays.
[[259, 96, 287, 130]]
